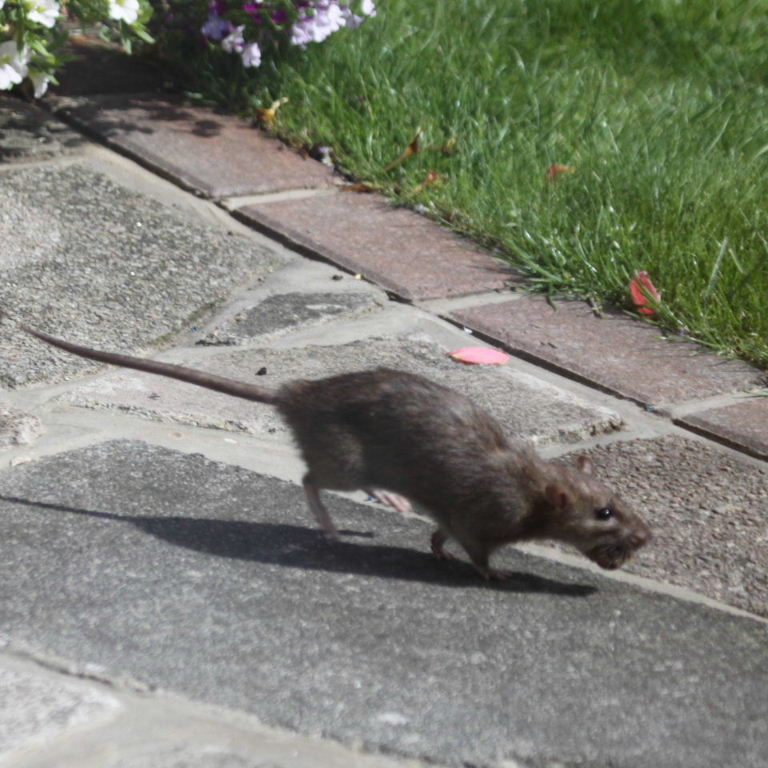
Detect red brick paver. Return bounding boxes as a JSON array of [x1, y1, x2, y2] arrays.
[[678, 399, 768, 460], [453, 297, 763, 406], [237, 192, 519, 300], [55, 93, 333, 197]]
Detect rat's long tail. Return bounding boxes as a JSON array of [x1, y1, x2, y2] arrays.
[[21, 325, 279, 405]]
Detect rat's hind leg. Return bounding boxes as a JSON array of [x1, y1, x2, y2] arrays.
[[430, 528, 454, 559], [303, 474, 339, 540], [460, 538, 508, 581]]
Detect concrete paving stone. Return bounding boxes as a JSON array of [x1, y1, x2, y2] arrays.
[[49, 36, 165, 97], [236, 193, 520, 300], [7, 689, 433, 768], [0, 407, 44, 447], [199, 291, 382, 345], [0, 96, 86, 163], [0, 658, 120, 757], [59, 337, 622, 444], [54, 93, 334, 198], [453, 297, 765, 405], [677, 397, 768, 461], [0, 163, 285, 388], [0, 441, 766, 768], [561, 434, 768, 618]]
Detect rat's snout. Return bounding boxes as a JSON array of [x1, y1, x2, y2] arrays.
[[629, 525, 652, 550]]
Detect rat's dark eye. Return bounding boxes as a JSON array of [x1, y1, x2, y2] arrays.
[[595, 507, 614, 521]]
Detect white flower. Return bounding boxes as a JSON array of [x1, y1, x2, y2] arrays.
[[290, 3, 346, 47], [221, 25, 244, 53], [0, 41, 29, 91], [107, 0, 140, 25], [0, 1, 5, 9], [25, 0, 60, 29], [360, 0, 376, 15], [29, 69, 50, 98], [241, 42, 261, 68]]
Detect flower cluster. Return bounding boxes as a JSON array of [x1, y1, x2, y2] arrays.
[[0, 0, 152, 98], [199, 1, 376, 70]]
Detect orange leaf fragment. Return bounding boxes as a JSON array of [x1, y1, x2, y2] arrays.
[[412, 170, 447, 194], [383, 127, 424, 172], [450, 347, 511, 365], [630, 271, 661, 315], [257, 97, 288, 128], [547, 164, 575, 181], [339, 182, 378, 193]]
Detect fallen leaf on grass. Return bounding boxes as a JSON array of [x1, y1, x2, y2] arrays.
[[630, 270, 661, 315], [257, 97, 288, 128], [547, 164, 575, 182], [450, 347, 511, 365], [440, 136, 458, 155], [339, 182, 380, 193], [383, 127, 423, 172], [411, 170, 447, 194]]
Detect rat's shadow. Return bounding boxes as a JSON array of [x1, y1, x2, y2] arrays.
[[1, 495, 596, 596]]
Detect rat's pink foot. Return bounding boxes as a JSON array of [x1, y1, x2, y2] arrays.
[[367, 490, 413, 516], [484, 568, 510, 581]]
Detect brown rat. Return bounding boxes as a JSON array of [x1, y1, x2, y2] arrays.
[[19, 325, 651, 579]]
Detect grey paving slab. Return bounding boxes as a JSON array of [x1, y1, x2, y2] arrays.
[[0, 441, 766, 768], [0, 96, 86, 163], [0, 658, 120, 756], [6, 685, 431, 768], [0, 163, 285, 388], [199, 291, 382, 345], [678, 397, 768, 461], [453, 297, 765, 405], [0, 407, 44, 447], [49, 36, 164, 97], [236, 193, 519, 300], [58, 338, 622, 444], [562, 434, 768, 618], [54, 93, 334, 197]]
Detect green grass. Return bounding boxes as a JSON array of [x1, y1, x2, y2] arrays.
[[162, 0, 768, 369]]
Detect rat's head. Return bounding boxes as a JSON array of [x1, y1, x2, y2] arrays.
[[541, 455, 651, 570]]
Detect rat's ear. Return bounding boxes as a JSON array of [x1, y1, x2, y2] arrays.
[[576, 455, 595, 476], [545, 483, 573, 511]]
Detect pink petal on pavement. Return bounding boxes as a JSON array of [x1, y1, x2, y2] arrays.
[[450, 347, 511, 365]]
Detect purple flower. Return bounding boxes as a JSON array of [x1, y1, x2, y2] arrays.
[[272, 9, 289, 24], [201, 12, 230, 40], [243, 1, 265, 22]]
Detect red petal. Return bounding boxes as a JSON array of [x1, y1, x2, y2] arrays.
[[630, 271, 661, 315]]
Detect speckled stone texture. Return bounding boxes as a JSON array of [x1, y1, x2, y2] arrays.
[[0, 96, 85, 163], [562, 435, 768, 618], [0, 163, 285, 388], [0, 408, 44, 447], [198, 292, 381, 345]]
